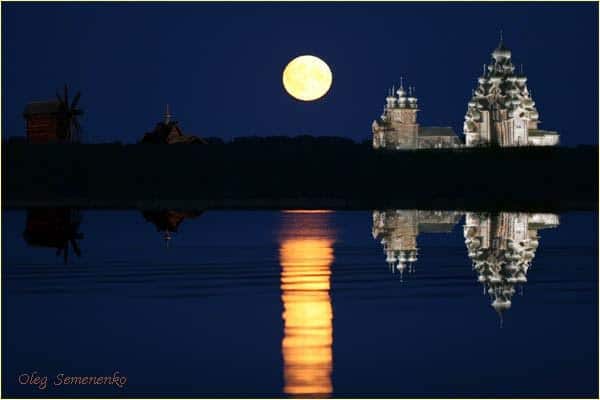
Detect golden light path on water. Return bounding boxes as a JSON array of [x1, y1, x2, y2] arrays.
[[279, 210, 334, 396]]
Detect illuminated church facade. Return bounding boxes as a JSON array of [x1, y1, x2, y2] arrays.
[[372, 80, 462, 150], [463, 37, 559, 147]]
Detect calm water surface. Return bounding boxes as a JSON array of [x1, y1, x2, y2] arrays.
[[2, 209, 598, 397]]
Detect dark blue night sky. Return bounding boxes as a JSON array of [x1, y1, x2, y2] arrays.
[[2, 2, 598, 145]]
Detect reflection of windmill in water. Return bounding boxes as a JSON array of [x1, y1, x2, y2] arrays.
[[463, 212, 559, 323], [23, 85, 83, 143], [23, 208, 83, 263], [372, 210, 462, 280], [142, 210, 203, 246]]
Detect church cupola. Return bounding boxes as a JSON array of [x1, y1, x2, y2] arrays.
[[385, 88, 396, 109], [407, 86, 418, 108], [396, 78, 408, 108], [492, 31, 512, 62]]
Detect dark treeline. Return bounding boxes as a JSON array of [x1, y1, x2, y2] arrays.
[[2, 136, 598, 211]]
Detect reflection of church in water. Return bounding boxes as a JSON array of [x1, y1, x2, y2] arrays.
[[464, 212, 559, 317], [142, 210, 203, 246], [372, 210, 462, 279], [372, 210, 559, 317]]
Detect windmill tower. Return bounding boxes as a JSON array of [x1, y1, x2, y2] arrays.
[[23, 85, 83, 143]]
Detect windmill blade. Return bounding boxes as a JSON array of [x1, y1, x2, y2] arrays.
[[70, 239, 81, 257], [72, 118, 82, 142], [64, 120, 72, 141], [63, 84, 69, 110], [71, 91, 81, 110]]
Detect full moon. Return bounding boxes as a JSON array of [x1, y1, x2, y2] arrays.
[[282, 55, 332, 101]]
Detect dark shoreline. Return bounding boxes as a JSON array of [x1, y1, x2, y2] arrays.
[[2, 198, 596, 213], [3, 140, 598, 212]]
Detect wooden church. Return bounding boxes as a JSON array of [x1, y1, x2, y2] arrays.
[[140, 105, 206, 144]]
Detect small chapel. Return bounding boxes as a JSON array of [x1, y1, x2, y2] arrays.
[[140, 105, 206, 145]]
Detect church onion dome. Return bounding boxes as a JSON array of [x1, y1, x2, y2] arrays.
[[477, 98, 490, 109], [396, 262, 407, 271], [407, 252, 418, 263], [517, 75, 527, 84], [491, 298, 512, 312], [492, 41, 512, 61], [385, 252, 397, 264], [529, 110, 539, 120], [508, 109, 517, 118], [396, 87, 406, 97], [478, 77, 488, 84], [521, 98, 534, 107], [514, 274, 527, 283]]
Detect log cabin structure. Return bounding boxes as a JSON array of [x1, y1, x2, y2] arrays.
[[23, 86, 83, 143], [23, 101, 67, 143]]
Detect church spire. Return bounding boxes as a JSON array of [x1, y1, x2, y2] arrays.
[[164, 104, 172, 124]]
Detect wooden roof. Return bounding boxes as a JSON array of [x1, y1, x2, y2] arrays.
[[23, 101, 62, 117]]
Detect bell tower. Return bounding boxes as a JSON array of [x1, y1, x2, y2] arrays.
[[371, 78, 421, 149]]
